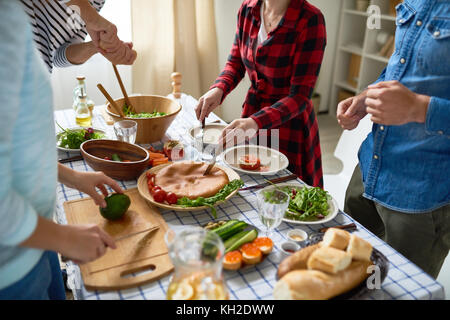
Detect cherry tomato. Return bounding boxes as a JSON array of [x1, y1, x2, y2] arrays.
[[104, 156, 112, 161], [166, 192, 178, 205], [153, 189, 167, 203], [150, 186, 162, 196]]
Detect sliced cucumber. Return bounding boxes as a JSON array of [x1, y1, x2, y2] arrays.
[[212, 220, 248, 241], [225, 229, 258, 253]]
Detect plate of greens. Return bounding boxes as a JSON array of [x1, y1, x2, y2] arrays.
[[56, 124, 106, 153], [275, 183, 338, 225]]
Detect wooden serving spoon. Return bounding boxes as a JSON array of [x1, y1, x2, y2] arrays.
[[97, 83, 125, 118], [112, 64, 135, 113]]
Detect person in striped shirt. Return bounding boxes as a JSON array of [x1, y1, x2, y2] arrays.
[[21, 0, 136, 73]]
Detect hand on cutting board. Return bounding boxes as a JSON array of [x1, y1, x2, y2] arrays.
[[58, 164, 124, 208], [365, 81, 430, 125], [60, 224, 117, 264], [195, 88, 224, 122]]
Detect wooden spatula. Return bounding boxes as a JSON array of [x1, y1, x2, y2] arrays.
[[112, 64, 135, 113]]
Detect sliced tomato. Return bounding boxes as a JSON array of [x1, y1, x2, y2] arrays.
[[239, 155, 261, 171]]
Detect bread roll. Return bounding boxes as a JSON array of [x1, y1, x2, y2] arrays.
[[321, 228, 351, 250], [347, 234, 373, 261], [307, 246, 352, 274], [273, 260, 373, 300], [277, 243, 321, 279]]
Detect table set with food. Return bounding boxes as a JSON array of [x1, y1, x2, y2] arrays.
[[54, 73, 445, 301]]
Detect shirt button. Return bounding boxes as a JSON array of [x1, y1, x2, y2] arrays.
[[374, 155, 379, 160], [400, 58, 406, 64], [380, 126, 385, 131], [434, 30, 441, 37], [416, 20, 422, 26], [399, 19, 405, 23]]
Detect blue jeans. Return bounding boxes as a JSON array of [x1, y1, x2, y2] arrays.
[[0, 251, 66, 300]]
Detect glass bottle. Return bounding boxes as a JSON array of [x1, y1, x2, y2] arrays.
[[165, 227, 228, 300], [75, 88, 92, 127], [73, 76, 95, 115]]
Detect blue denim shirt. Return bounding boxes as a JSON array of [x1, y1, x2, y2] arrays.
[[359, 0, 450, 213]]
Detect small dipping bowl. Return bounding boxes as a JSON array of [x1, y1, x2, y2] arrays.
[[280, 241, 301, 259], [286, 229, 309, 247]]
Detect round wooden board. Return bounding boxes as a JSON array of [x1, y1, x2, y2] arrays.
[[137, 162, 241, 212]]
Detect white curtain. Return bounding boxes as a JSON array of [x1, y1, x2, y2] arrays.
[[50, 0, 133, 110]]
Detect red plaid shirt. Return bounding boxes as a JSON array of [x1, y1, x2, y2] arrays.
[[212, 0, 326, 187]]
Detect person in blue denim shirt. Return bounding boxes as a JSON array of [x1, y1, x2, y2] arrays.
[[337, 0, 450, 279]]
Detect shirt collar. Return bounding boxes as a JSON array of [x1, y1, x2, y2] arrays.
[[249, 0, 305, 29]]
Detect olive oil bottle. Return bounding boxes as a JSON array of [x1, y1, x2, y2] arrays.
[[75, 87, 92, 127]]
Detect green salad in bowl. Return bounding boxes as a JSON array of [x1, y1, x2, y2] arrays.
[[270, 183, 338, 224], [56, 123, 106, 151]]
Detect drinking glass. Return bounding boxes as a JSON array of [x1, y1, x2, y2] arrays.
[[114, 120, 137, 144], [256, 186, 290, 237]]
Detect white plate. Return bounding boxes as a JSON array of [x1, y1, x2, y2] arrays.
[[56, 127, 107, 153], [275, 182, 339, 225], [220, 145, 289, 176], [188, 123, 227, 145]]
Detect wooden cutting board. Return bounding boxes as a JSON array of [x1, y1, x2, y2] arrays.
[[64, 188, 174, 291]]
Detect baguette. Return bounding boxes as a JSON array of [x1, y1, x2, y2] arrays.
[[347, 234, 373, 261], [277, 243, 321, 279], [307, 246, 352, 274], [273, 260, 373, 300], [321, 228, 351, 250]]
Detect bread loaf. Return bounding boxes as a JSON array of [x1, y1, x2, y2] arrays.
[[277, 243, 321, 279], [321, 228, 351, 250], [347, 234, 373, 261], [273, 260, 373, 300], [307, 246, 352, 274]]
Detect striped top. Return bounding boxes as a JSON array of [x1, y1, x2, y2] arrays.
[[20, 0, 105, 73]]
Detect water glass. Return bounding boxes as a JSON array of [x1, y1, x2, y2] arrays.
[[256, 186, 290, 237], [114, 120, 137, 144]]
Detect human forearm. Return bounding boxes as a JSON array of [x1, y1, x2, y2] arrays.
[[19, 215, 67, 253], [65, 41, 98, 65], [66, 0, 99, 25]]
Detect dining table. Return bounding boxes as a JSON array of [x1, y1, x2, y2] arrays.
[[54, 93, 446, 301]]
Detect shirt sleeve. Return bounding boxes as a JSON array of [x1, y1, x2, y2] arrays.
[[425, 96, 450, 138], [0, 1, 39, 246], [250, 12, 326, 129], [53, 42, 73, 68], [210, 5, 246, 102]]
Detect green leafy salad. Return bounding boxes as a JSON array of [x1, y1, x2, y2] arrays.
[[280, 185, 331, 221], [177, 179, 244, 218], [123, 104, 167, 119], [56, 123, 104, 150]]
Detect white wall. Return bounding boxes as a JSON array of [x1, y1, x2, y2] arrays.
[[51, 0, 132, 110], [214, 0, 251, 122]]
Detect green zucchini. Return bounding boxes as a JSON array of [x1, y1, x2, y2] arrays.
[[225, 229, 258, 253], [212, 220, 248, 241]]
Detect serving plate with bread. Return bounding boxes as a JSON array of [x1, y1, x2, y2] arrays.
[[273, 228, 389, 300]]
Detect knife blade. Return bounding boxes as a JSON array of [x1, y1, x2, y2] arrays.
[[114, 226, 159, 242]]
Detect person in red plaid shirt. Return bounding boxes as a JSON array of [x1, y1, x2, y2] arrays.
[[196, 0, 326, 187]]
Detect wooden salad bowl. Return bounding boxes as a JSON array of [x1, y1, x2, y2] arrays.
[[137, 162, 241, 212], [80, 139, 150, 181], [106, 95, 182, 144]]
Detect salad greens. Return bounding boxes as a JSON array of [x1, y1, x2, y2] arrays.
[[56, 123, 104, 150], [177, 179, 244, 218], [123, 104, 166, 119], [280, 185, 331, 222]]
